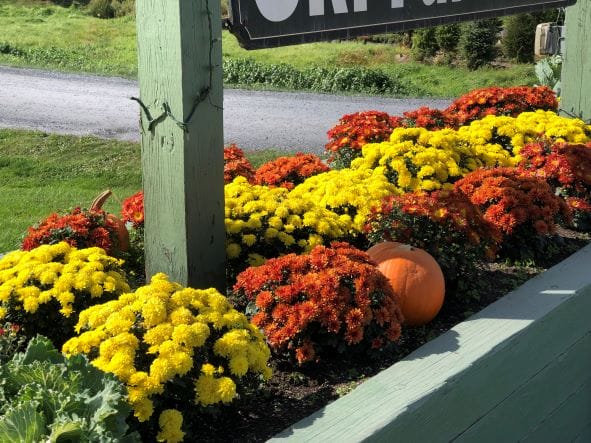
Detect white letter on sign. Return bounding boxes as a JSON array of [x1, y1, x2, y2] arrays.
[[354, 0, 368, 11], [310, 0, 348, 16], [392, 0, 404, 7], [255, 0, 298, 22]]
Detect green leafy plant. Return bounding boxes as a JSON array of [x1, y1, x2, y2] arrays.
[[461, 19, 503, 70], [0, 322, 25, 365], [223, 59, 409, 95], [0, 336, 138, 443], [535, 55, 562, 95]]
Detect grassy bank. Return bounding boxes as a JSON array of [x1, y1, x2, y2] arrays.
[[0, 129, 279, 252], [0, 1, 538, 97]]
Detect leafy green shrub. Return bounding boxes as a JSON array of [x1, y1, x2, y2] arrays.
[[461, 19, 503, 70], [112, 0, 135, 17], [502, 14, 538, 63], [0, 336, 137, 442], [435, 24, 462, 54], [411, 27, 438, 61], [86, 0, 114, 18], [535, 55, 562, 95], [223, 58, 408, 95]]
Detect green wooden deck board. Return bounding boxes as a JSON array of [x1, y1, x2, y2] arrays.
[[521, 377, 591, 442], [454, 331, 591, 442]]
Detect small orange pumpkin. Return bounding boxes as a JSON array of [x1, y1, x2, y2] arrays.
[[367, 242, 445, 327], [90, 190, 130, 254]]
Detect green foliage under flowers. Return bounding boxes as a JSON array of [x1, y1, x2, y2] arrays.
[[0, 322, 26, 365], [223, 58, 410, 95], [0, 336, 138, 442], [365, 190, 500, 294]]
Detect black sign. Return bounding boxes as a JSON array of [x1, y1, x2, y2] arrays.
[[227, 0, 576, 49]]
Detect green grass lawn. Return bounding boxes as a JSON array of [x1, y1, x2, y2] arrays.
[[0, 1, 538, 97], [0, 129, 282, 252]]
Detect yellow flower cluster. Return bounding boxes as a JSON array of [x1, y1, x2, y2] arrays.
[[157, 409, 184, 443], [63, 273, 272, 431], [0, 242, 129, 320], [460, 110, 591, 157], [349, 110, 591, 193], [225, 170, 395, 269]]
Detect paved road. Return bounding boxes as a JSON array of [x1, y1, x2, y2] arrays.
[[0, 66, 453, 153]]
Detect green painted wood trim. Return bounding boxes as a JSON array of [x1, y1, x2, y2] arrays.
[[456, 333, 591, 442], [561, 1, 591, 121], [136, 0, 225, 290], [270, 244, 591, 442]]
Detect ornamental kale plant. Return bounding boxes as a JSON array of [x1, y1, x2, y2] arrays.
[[0, 243, 130, 348], [232, 242, 404, 365], [63, 273, 272, 442], [0, 336, 138, 443]]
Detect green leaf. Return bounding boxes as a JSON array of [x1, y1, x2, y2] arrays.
[[48, 419, 83, 443], [0, 400, 45, 443]]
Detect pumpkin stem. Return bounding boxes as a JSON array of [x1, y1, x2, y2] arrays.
[[90, 189, 113, 211]]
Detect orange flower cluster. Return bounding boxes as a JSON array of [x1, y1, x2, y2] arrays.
[[253, 153, 330, 190], [454, 167, 569, 237], [400, 106, 455, 130], [22, 208, 119, 254], [445, 85, 558, 127], [232, 242, 403, 364], [365, 190, 500, 287], [369, 190, 500, 250], [518, 140, 591, 217], [325, 111, 401, 167], [224, 144, 255, 184], [121, 191, 144, 228]]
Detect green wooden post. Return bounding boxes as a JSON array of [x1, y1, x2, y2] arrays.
[[561, 0, 591, 121], [135, 0, 225, 290]]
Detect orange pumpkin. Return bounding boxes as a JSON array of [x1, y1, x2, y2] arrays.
[[367, 242, 445, 326], [90, 190, 130, 253]]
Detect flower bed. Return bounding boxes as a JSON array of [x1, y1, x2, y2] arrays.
[[270, 243, 591, 442], [1, 86, 590, 442]]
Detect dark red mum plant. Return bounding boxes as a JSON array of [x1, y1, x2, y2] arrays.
[[224, 144, 255, 184], [232, 242, 404, 364], [254, 153, 330, 190]]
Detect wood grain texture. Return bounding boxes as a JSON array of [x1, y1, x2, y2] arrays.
[[561, 1, 591, 120], [270, 245, 591, 442], [136, 0, 225, 290]]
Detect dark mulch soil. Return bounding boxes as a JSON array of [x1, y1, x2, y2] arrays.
[[190, 230, 590, 442]]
